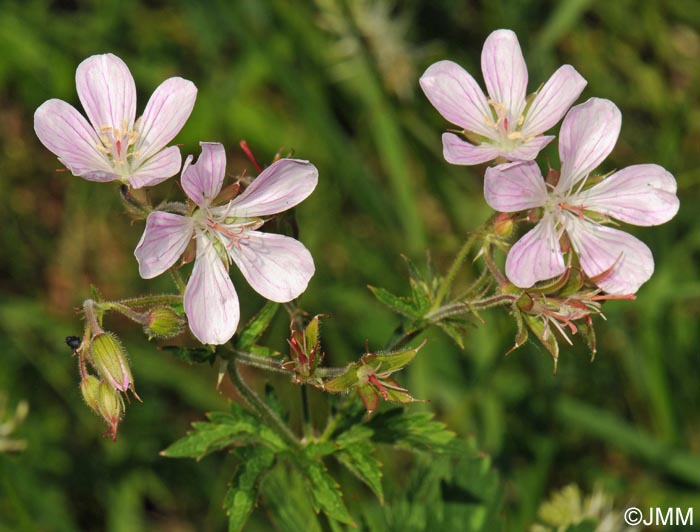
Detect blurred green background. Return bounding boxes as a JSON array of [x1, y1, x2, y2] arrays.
[[1, 0, 699, 530]]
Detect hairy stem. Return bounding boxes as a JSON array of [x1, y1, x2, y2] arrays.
[[432, 215, 495, 309], [227, 359, 301, 450], [169, 268, 187, 294]]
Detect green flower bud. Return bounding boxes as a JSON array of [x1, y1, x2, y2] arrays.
[[144, 307, 185, 340], [97, 382, 124, 442], [90, 332, 135, 395], [493, 213, 514, 238], [80, 374, 102, 414]]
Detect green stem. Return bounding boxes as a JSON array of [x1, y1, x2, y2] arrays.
[[234, 350, 293, 375], [114, 294, 183, 308], [170, 268, 187, 294], [425, 294, 517, 322], [432, 233, 477, 310], [483, 243, 508, 286], [432, 215, 495, 310], [227, 359, 301, 449], [318, 396, 353, 443], [101, 302, 148, 324]]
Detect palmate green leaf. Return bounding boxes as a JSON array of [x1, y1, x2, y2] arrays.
[[224, 447, 275, 532], [336, 442, 384, 504], [262, 465, 323, 532], [368, 285, 421, 319], [235, 301, 279, 352], [367, 409, 458, 453], [161, 403, 286, 459], [435, 320, 466, 349], [298, 453, 356, 526]]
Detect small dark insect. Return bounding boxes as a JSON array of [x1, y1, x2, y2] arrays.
[[65, 336, 81, 350]]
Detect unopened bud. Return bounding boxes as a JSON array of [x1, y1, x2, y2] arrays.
[[97, 381, 124, 441], [80, 374, 102, 414], [90, 332, 135, 394], [144, 307, 185, 339], [493, 213, 514, 238]]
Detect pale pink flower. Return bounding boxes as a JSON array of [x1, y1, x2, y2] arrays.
[[135, 142, 317, 344], [419, 29, 586, 165], [485, 98, 679, 295], [34, 53, 197, 188]]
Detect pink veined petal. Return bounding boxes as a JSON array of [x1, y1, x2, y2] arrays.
[[419, 60, 495, 138], [442, 133, 500, 166], [557, 98, 621, 194], [76, 54, 136, 134], [134, 211, 194, 279], [129, 146, 182, 189], [135, 77, 197, 161], [565, 218, 654, 295], [226, 159, 318, 217], [484, 161, 548, 212], [521, 65, 587, 137], [505, 135, 554, 161], [184, 234, 240, 345], [575, 164, 679, 226], [505, 216, 566, 288], [481, 29, 528, 120], [181, 142, 227, 207], [228, 231, 314, 302], [34, 99, 118, 180]]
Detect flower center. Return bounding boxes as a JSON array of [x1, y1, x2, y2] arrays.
[[96, 120, 139, 171], [484, 99, 527, 148]]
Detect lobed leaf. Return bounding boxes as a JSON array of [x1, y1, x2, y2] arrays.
[[224, 447, 275, 532]]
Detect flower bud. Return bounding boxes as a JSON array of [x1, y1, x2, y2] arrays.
[[143, 307, 185, 340], [97, 381, 124, 441], [80, 374, 102, 414], [90, 332, 135, 394], [493, 213, 514, 238]]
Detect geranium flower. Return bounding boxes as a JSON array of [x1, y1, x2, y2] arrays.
[[485, 98, 679, 294], [419, 29, 586, 165], [34, 53, 197, 188], [135, 142, 317, 344]]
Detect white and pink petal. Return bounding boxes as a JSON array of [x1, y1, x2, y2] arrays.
[[576, 164, 679, 226], [181, 142, 227, 207], [227, 159, 318, 217], [505, 216, 566, 288], [134, 211, 194, 279], [228, 231, 314, 303], [419, 60, 494, 138], [129, 146, 182, 189], [484, 161, 548, 212], [34, 99, 117, 180], [184, 235, 240, 345], [481, 29, 528, 120], [76, 54, 136, 134], [505, 135, 554, 161], [442, 133, 500, 166], [565, 218, 654, 295], [521, 65, 587, 137], [135, 77, 197, 161], [557, 98, 621, 193]]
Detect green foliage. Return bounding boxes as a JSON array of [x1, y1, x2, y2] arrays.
[[224, 447, 276, 532], [234, 302, 280, 354]]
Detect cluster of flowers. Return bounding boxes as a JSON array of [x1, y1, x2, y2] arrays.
[[420, 29, 679, 296], [35, 54, 319, 436], [35, 53, 318, 344]]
